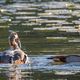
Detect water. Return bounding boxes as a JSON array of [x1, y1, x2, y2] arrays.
[[0, 0, 80, 80], [0, 55, 80, 80], [0, 55, 79, 80]]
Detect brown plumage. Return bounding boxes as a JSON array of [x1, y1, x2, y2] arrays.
[[8, 31, 27, 64], [9, 32, 21, 49]]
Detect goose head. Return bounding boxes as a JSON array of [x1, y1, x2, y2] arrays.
[[9, 31, 21, 50]]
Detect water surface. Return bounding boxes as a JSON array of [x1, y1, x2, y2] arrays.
[[0, 0, 80, 80]]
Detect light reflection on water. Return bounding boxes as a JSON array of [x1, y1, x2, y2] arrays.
[[0, 0, 80, 80], [0, 55, 80, 80]]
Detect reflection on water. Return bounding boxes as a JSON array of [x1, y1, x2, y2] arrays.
[[0, 55, 80, 80], [0, 0, 80, 80]]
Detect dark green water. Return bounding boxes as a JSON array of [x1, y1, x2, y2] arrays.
[[0, 0, 80, 80]]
